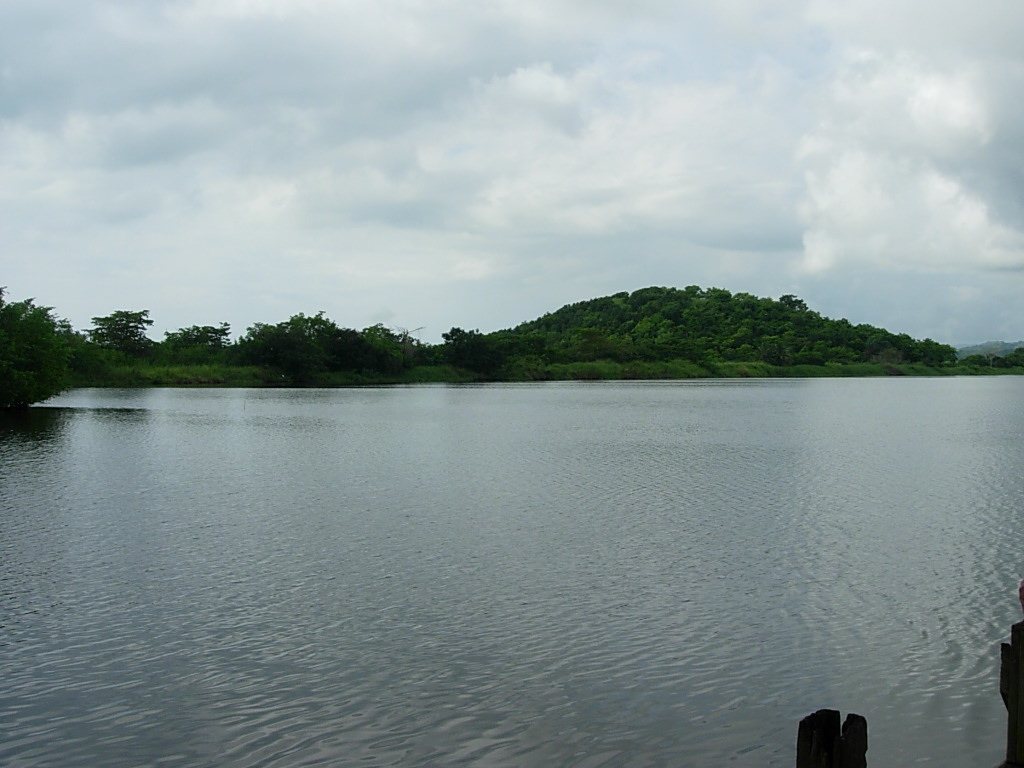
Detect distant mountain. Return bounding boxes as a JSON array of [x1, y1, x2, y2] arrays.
[[957, 341, 1024, 359]]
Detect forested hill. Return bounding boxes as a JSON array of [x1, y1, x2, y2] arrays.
[[505, 286, 957, 367], [0, 284, 1011, 405]]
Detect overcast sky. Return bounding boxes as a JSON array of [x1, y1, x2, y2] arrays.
[[2, 0, 1022, 345]]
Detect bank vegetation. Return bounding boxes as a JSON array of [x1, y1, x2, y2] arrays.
[[3, 285, 1023, 407]]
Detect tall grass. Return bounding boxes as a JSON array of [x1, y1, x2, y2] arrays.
[[75, 365, 269, 387], [70, 359, 1015, 389]]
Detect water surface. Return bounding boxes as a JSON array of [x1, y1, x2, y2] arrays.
[[2, 379, 1023, 766]]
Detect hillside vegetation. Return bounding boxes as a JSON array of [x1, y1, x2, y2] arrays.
[[957, 340, 1024, 360], [57, 286, 1021, 385], [504, 285, 956, 369], [7, 284, 1022, 403]]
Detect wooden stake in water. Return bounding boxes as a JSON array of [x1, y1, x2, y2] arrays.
[[796, 709, 867, 768], [1001, 621, 1024, 767]]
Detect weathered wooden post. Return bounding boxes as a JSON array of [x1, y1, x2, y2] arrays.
[[796, 709, 867, 768], [1000, 621, 1024, 767]]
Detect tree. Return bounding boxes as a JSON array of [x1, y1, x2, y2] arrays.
[[0, 288, 72, 408], [913, 338, 958, 367], [87, 310, 154, 357], [442, 327, 509, 376], [961, 353, 993, 368], [1005, 348, 1024, 368], [163, 323, 230, 350], [778, 294, 809, 313], [360, 323, 406, 374], [161, 323, 231, 364], [236, 312, 339, 382]]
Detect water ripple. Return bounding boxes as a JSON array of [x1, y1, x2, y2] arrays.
[[2, 381, 1023, 766]]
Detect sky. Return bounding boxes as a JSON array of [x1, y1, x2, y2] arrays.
[[2, 0, 1023, 346]]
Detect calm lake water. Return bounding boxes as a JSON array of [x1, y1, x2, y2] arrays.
[[2, 379, 1024, 767]]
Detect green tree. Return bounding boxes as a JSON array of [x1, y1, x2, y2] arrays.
[[778, 294, 809, 312], [758, 335, 792, 366], [0, 288, 72, 408], [164, 323, 230, 350], [360, 323, 406, 374], [87, 310, 154, 357], [572, 328, 618, 361], [961, 353, 994, 367], [510, 285, 967, 369], [160, 323, 231, 364], [236, 312, 340, 383], [442, 327, 510, 376], [1004, 348, 1024, 368], [913, 338, 958, 367], [324, 327, 376, 372], [65, 329, 112, 383]]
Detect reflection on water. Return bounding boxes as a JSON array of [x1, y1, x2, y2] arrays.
[[2, 379, 1023, 767], [0, 406, 66, 445]]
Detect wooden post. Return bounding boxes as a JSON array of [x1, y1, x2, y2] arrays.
[[840, 713, 867, 768], [796, 709, 867, 768], [1001, 621, 1024, 767]]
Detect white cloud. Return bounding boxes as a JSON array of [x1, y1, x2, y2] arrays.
[[409, 57, 804, 249], [797, 46, 1024, 275], [0, 0, 1022, 345], [805, 0, 1024, 59]]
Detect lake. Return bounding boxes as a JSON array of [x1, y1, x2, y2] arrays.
[[2, 378, 1023, 767]]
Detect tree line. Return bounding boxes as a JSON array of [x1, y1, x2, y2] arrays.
[[2, 284, 1018, 408], [62, 309, 433, 385], [959, 349, 1024, 368]]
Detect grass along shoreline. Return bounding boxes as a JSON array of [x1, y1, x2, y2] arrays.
[[66, 360, 1024, 388]]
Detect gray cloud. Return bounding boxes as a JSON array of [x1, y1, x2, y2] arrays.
[[798, 0, 1024, 280], [1, 0, 1022, 345]]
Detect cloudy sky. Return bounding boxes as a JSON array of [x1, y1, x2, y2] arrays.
[[2, 0, 1022, 345]]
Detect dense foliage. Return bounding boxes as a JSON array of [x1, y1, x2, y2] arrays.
[[87, 310, 155, 357], [959, 348, 1024, 369], [6, 284, 1018, 394], [0, 288, 72, 408], [234, 314, 425, 383], [958, 340, 1024, 359], [508, 286, 959, 369]]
